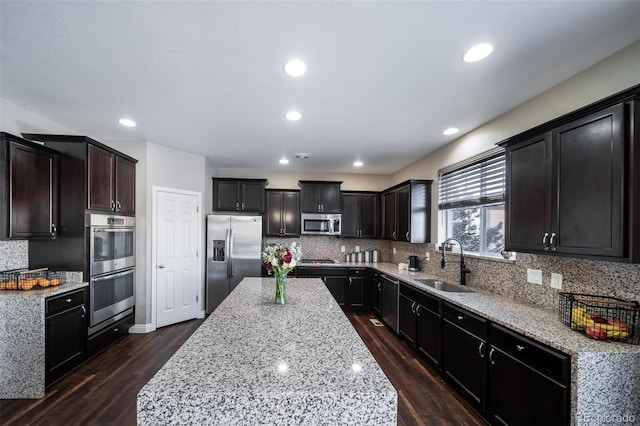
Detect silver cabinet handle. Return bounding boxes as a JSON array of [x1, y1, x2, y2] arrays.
[[543, 232, 549, 250], [116, 201, 122, 211], [113, 327, 119, 332], [349, 277, 352, 286], [81, 305, 86, 318], [158, 264, 165, 268], [377, 283, 382, 291], [411, 302, 416, 313], [50, 223, 57, 237], [406, 231, 410, 241], [236, 202, 240, 210], [415, 305, 421, 317], [489, 347, 496, 365], [550, 232, 557, 251], [516, 344, 525, 352], [457, 315, 464, 321], [110, 200, 116, 211], [241, 202, 245, 210], [65, 298, 72, 303], [478, 341, 485, 358], [392, 231, 396, 240]]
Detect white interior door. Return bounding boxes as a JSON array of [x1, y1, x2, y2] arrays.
[[156, 190, 200, 328]]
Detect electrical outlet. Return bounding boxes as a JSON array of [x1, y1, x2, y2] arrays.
[[340, 245, 345, 252], [425, 252, 430, 261], [551, 273, 563, 289], [355, 246, 360, 252], [393, 247, 396, 254], [527, 268, 543, 285]]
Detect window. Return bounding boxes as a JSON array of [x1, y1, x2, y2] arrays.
[[438, 148, 506, 257]]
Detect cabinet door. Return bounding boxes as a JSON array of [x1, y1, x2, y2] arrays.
[[381, 190, 396, 240], [265, 191, 284, 236], [442, 319, 486, 411], [115, 156, 135, 214], [214, 180, 240, 211], [240, 181, 265, 212], [488, 346, 568, 426], [416, 305, 441, 368], [320, 184, 341, 213], [505, 134, 550, 252], [397, 184, 411, 242], [372, 273, 382, 317], [398, 294, 417, 345], [300, 183, 322, 213], [46, 302, 87, 386], [359, 194, 379, 238], [323, 276, 346, 307], [88, 144, 115, 211], [341, 193, 360, 237], [9, 143, 57, 238], [347, 276, 366, 311], [282, 191, 300, 236], [552, 104, 624, 257]]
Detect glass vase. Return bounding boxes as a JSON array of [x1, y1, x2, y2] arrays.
[[274, 270, 287, 304]]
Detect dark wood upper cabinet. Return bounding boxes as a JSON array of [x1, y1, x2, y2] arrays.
[[502, 86, 639, 261], [265, 189, 300, 237], [381, 180, 432, 243], [114, 156, 136, 215], [341, 192, 379, 238], [1, 132, 59, 239], [299, 181, 342, 213], [213, 178, 266, 213]]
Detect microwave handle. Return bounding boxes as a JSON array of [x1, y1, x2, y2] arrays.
[[92, 228, 135, 233], [91, 268, 134, 282]]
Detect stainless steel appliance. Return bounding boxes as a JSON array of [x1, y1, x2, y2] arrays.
[[381, 274, 399, 333], [87, 213, 136, 336], [301, 213, 341, 235], [206, 215, 263, 314], [89, 214, 135, 276]]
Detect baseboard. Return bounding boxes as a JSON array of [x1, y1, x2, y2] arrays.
[[197, 310, 206, 319], [128, 323, 155, 334]]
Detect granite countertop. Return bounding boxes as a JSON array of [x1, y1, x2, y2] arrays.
[[0, 281, 89, 299], [137, 277, 397, 425], [301, 261, 640, 356]]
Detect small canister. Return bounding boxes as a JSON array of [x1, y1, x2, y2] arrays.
[[348, 252, 354, 262], [364, 250, 371, 263], [372, 249, 380, 262], [356, 252, 364, 262]]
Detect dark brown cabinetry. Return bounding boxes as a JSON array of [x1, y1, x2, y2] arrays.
[[87, 312, 134, 358], [398, 283, 441, 368], [213, 178, 266, 213], [265, 190, 300, 237], [347, 268, 369, 313], [381, 180, 432, 243], [371, 271, 382, 317], [1, 132, 58, 239], [441, 302, 488, 412], [501, 86, 640, 261], [46, 288, 88, 386], [341, 192, 379, 238], [88, 144, 136, 214], [487, 323, 569, 426], [296, 267, 368, 312], [299, 181, 342, 213]]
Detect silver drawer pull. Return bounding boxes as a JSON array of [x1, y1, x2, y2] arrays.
[[457, 315, 464, 321], [65, 298, 72, 303], [516, 344, 525, 352], [478, 342, 485, 358], [81, 305, 86, 318], [489, 347, 496, 365], [113, 327, 119, 332]]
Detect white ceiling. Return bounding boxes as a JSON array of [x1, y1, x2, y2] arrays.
[[1, 1, 639, 174]]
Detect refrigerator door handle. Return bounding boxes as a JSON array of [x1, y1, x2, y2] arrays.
[[225, 228, 231, 277], [228, 228, 234, 277]]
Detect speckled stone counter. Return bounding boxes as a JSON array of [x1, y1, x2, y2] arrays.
[[137, 277, 397, 425], [0, 280, 88, 399], [339, 261, 640, 425]]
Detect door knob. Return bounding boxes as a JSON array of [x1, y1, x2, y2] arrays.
[[158, 264, 165, 268]]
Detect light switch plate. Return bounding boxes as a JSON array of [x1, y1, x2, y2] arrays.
[[527, 268, 543, 285], [393, 247, 396, 254], [551, 273, 563, 289], [341, 245, 345, 252], [355, 246, 360, 252], [425, 252, 430, 261]]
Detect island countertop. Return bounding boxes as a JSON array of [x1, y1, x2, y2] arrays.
[[137, 277, 397, 425]]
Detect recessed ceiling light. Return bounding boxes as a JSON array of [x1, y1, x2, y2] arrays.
[[279, 158, 289, 165], [353, 161, 363, 167], [284, 59, 306, 77], [285, 111, 302, 121], [462, 43, 493, 63], [443, 127, 460, 135], [118, 118, 136, 127]]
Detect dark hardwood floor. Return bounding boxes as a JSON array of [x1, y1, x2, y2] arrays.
[[1, 314, 485, 425]]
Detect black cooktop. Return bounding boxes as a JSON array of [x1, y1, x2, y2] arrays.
[[300, 259, 338, 264]]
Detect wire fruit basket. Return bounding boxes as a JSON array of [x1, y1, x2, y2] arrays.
[[559, 292, 639, 345], [0, 268, 64, 291]]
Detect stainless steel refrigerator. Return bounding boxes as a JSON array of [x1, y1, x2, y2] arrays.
[[206, 215, 263, 314]]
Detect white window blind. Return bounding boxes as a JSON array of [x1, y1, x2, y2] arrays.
[[438, 150, 505, 210]]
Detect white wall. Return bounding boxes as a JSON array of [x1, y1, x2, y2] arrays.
[[392, 41, 640, 240], [0, 98, 78, 135]]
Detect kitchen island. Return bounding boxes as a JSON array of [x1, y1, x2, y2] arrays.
[[137, 277, 397, 425]]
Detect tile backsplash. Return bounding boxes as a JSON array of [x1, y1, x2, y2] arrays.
[[268, 236, 640, 311]]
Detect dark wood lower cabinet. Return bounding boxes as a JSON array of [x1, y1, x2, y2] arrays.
[[45, 288, 88, 386], [323, 276, 346, 307], [87, 313, 134, 358], [371, 272, 382, 317], [415, 304, 441, 368]]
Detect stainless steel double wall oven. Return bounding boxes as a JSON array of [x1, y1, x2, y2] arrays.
[[88, 213, 135, 335]]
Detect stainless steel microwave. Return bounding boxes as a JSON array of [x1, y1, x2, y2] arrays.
[[301, 213, 341, 235]]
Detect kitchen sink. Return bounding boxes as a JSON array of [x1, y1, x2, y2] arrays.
[[414, 278, 472, 293]]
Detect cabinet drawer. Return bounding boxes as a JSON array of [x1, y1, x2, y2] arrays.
[[490, 323, 570, 384], [348, 268, 368, 278], [88, 313, 133, 358], [296, 267, 346, 278], [46, 288, 86, 317], [400, 283, 441, 313], [443, 302, 487, 339]]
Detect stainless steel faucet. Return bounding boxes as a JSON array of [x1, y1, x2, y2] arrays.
[[441, 238, 471, 286]]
